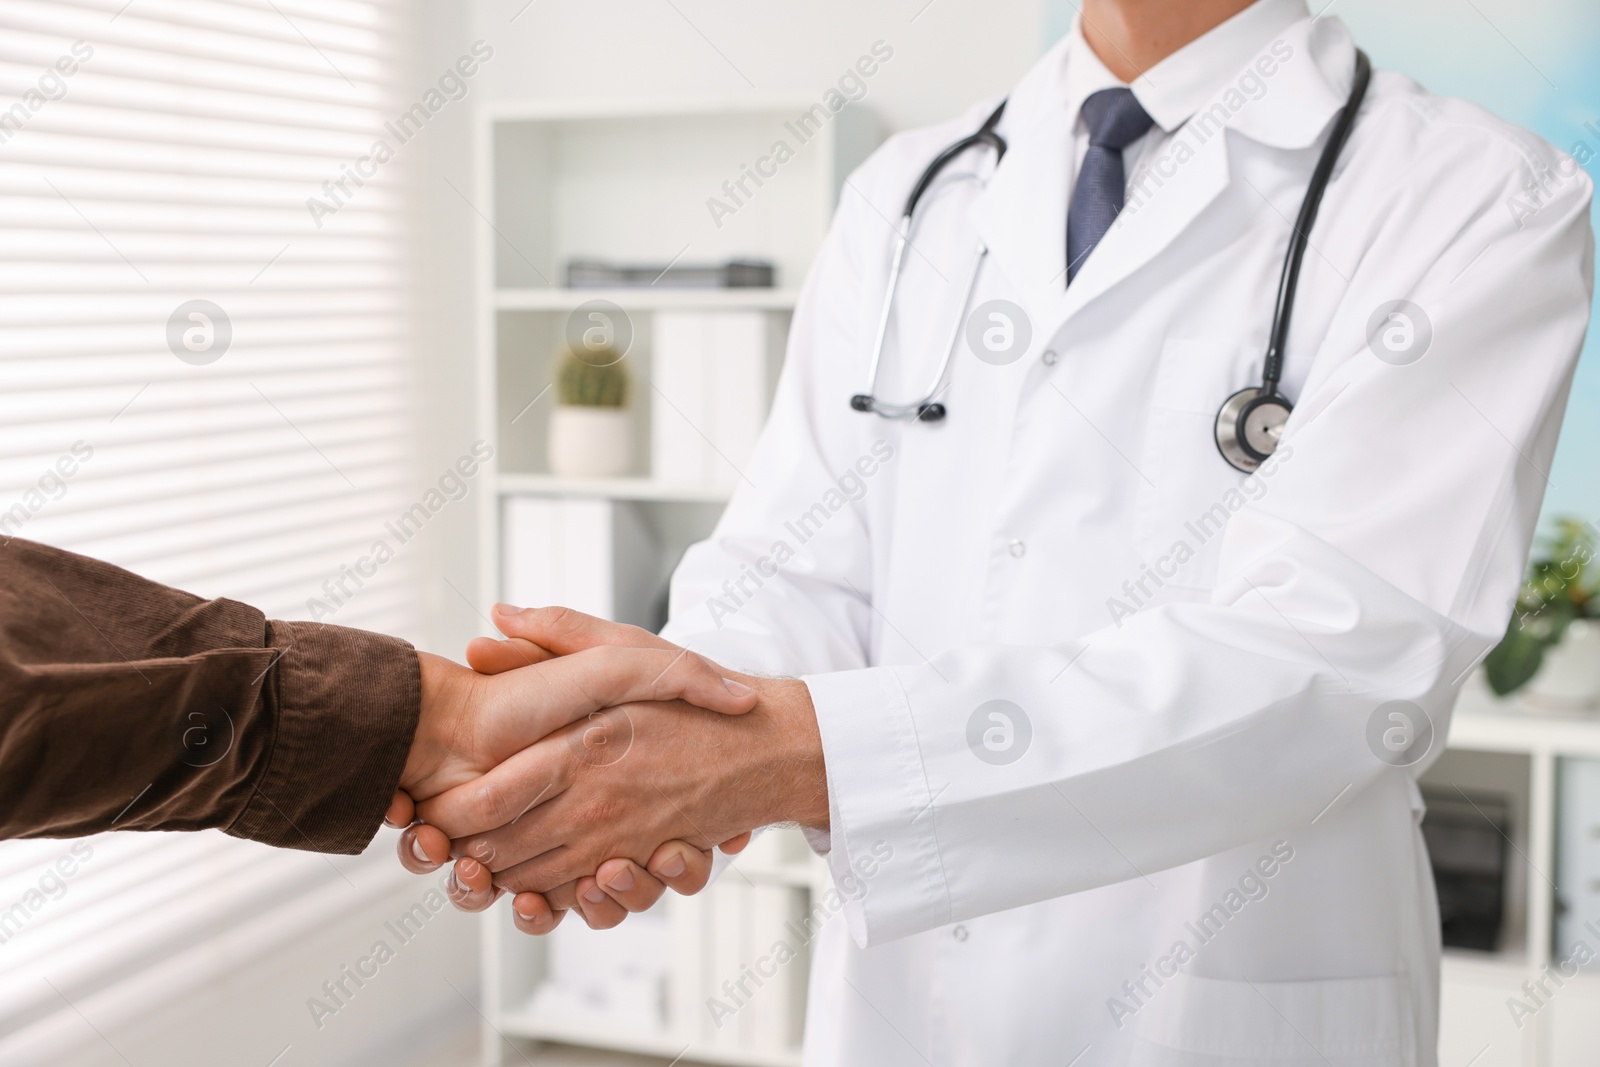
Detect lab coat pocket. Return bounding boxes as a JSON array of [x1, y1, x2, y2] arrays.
[[1127, 972, 1413, 1067], [1133, 338, 1270, 597]]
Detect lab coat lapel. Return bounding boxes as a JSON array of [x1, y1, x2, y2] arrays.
[[965, 51, 1074, 307], [1065, 17, 1356, 320], [1060, 132, 1233, 315], [969, 99, 1233, 353], [970, 114, 1232, 350]]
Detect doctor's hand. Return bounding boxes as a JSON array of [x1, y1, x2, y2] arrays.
[[415, 607, 827, 913]]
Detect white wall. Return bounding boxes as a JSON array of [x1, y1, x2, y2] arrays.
[[408, 1, 498, 661], [470, 0, 1045, 131], [403, 0, 1050, 660]]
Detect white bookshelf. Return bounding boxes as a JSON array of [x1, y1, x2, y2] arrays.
[[497, 289, 802, 312], [472, 97, 881, 1067], [496, 473, 733, 505]]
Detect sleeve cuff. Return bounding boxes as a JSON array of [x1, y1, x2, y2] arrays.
[[801, 665, 951, 946], [227, 622, 421, 854]]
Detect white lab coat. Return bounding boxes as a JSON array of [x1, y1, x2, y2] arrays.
[[661, 6, 1594, 1065]]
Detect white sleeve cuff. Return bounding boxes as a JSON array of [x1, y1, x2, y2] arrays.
[[801, 666, 952, 946]]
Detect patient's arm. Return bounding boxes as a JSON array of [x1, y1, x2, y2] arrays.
[[0, 537, 421, 851], [0, 538, 757, 869]]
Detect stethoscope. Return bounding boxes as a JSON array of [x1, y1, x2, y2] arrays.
[[851, 50, 1372, 474]]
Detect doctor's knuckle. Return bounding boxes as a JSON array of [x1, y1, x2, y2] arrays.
[[469, 779, 515, 825], [537, 861, 577, 891]]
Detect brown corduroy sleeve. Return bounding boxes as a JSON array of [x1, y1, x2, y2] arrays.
[[0, 538, 421, 854]]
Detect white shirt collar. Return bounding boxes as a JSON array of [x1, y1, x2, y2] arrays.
[[1062, 0, 1313, 134]]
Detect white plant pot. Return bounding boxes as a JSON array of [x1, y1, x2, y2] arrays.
[[548, 405, 633, 478], [1524, 620, 1600, 711]]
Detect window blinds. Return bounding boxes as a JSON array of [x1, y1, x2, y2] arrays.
[[0, 0, 417, 1059]]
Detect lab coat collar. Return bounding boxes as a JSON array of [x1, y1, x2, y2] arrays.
[[968, 2, 1357, 325], [1131, 0, 1319, 139], [1019, 0, 1348, 149]]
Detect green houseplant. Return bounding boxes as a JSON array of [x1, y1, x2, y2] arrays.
[[1483, 518, 1600, 704], [547, 345, 633, 478]]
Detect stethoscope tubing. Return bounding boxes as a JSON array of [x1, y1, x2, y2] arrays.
[[853, 52, 1371, 448]]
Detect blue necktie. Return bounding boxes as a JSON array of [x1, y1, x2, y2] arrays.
[[1066, 88, 1155, 285]]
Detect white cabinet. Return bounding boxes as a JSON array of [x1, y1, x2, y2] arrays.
[[1548, 974, 1600, 1065], [1440, 686, 1600, 1067], [1438, 953, 1536, 1067]]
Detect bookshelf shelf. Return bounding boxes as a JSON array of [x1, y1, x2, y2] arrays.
[[498, 1010, 803, 1067], [496, 288, 802, 312], [497, 473, 733, 504], [1448, 687, 1600, 758]]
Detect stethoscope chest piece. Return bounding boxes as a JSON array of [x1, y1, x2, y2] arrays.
[[1215, 387, 1291, 473]]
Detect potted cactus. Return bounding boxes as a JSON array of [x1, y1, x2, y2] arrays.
[[548, 345, 633, 477]]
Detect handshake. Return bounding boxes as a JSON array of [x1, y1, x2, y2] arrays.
[[384, 604, 829, 934]]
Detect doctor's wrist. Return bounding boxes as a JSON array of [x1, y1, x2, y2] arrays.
[[749, 677, 829, 831]]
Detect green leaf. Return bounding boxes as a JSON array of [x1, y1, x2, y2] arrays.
[[1483, 625, 1549, 697]]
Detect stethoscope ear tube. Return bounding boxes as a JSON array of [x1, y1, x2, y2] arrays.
[[854, 101, 1008, 422], [900, 102, 1010, 217]]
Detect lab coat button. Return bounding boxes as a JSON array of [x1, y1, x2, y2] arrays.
[[952, 925, 969, 942], [1009, 540, 1026, 558], [1042, 349, 1059, 366]]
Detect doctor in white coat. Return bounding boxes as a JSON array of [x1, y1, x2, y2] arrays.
[[434, 0, 1595, 1063]]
